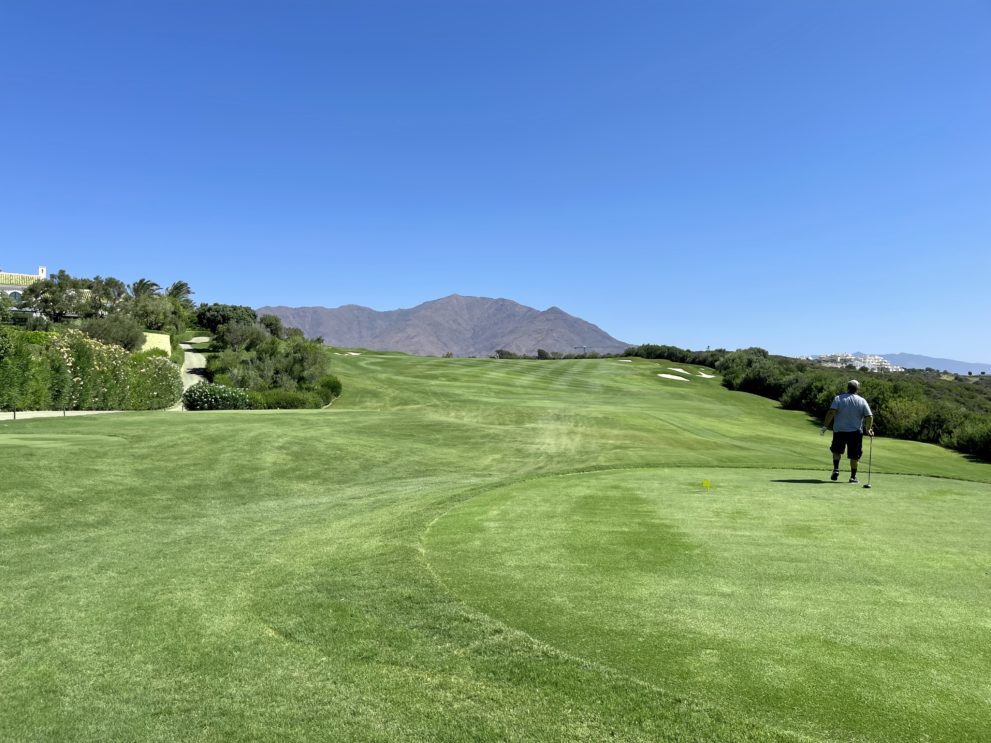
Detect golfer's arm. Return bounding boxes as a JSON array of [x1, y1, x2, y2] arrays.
[[864, 415, 874, 434], [823, 409, 836, 428]]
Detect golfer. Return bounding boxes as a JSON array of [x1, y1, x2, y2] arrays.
[[820, 380, 874, 483]]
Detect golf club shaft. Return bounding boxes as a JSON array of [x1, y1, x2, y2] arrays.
[[866, 434, 873, 485]]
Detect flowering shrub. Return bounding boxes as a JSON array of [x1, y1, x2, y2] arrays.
[[182, 381, 252, 411], [128, 355, 184, 409], [0, 327, 181, 411]]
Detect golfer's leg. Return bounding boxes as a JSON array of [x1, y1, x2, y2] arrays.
[[830, 434, 842, 479], [848, 433, 864, 482]]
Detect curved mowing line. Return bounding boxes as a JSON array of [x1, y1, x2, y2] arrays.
[[418, 463, 857, 743], [419, 463, 988, 743]]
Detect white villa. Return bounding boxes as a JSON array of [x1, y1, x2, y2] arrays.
[[0, 266, 46, 302], [809, 352, 904, 373]]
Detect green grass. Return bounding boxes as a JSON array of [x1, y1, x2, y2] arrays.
[[1, 355, 989, 742]]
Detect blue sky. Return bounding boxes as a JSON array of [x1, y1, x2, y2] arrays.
[[3, 1, 989, 361]]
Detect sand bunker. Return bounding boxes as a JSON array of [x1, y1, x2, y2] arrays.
[[670, 365, 716, 379], [658, 374, 690, 382]]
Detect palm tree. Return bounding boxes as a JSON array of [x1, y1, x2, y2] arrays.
[[166, 281, 193, 302], [129, 278, 161, 298]]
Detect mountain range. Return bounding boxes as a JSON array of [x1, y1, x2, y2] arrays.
[[878, 353, 991, 375], [257, 295, 630, 357]]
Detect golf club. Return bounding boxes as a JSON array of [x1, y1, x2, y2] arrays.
[[863, 434, 873, 489]]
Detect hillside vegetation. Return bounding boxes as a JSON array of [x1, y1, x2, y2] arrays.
[[627, 344, 991, 461], [3, 270, 340, 411], [2, 354, 989, 742]]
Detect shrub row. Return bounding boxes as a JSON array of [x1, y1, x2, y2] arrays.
[[0, 327, 182, 411], [181, 382, 252, 411], [181, 378, 341, 410]]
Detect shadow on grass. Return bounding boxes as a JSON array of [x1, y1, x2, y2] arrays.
[[771, 479, 830, 484]]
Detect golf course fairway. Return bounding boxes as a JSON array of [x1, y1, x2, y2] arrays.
[[2, 354, 989, 742]]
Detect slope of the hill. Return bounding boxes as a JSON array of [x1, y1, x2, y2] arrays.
[[257, 294, 629, 356]]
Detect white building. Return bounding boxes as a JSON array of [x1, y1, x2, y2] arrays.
[[810, 352, 904, 373], [0, 266, 46, 302]]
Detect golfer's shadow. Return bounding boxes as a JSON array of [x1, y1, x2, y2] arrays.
[[770, 479, 830, 484]]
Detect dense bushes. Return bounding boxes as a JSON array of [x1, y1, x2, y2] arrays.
[[951, 418, 991, 461], [128, 354, 184, 410], [182, 382, 252, 411], [0, 327, 182, 411], [316, 374, 342, 403], [203, 324, 338, 409], [196, 304, 257, 334], [248, 388, 323, 409], [80, 314, 146, 351]]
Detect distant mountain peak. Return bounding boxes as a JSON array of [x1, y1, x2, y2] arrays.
[[257, 296, 629, 357]]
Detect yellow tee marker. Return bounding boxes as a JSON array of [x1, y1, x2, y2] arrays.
[[702, 479, 711, 493]]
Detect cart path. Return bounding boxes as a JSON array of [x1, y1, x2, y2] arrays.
[[168, 336, 210, 410]]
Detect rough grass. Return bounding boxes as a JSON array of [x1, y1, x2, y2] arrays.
[[1, 355, 989, 742]]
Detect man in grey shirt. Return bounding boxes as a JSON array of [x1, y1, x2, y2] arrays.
[[820, 380, 874, 483]]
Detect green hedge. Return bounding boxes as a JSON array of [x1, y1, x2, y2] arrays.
[[248, 388, 323, 409], [128, 355, 184, 410], [0, 327, 181, 411]]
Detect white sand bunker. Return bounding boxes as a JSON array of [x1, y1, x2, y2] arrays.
[[619, 359, 633, 363], [697, 371, 715, 378], [658, 373, 690, 382], [668, 367, 691, 375]]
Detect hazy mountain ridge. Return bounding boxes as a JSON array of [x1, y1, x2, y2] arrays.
[[257, 295, 629, 357], [879, 353, 991, 375]]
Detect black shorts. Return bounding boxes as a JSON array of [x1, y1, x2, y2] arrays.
[[830, 431, 864, 460]]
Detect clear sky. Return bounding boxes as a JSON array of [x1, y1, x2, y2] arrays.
[[2, 1, 989, 361]]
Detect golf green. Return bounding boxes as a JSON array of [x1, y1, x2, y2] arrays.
[[425, 467, 991, 742]]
